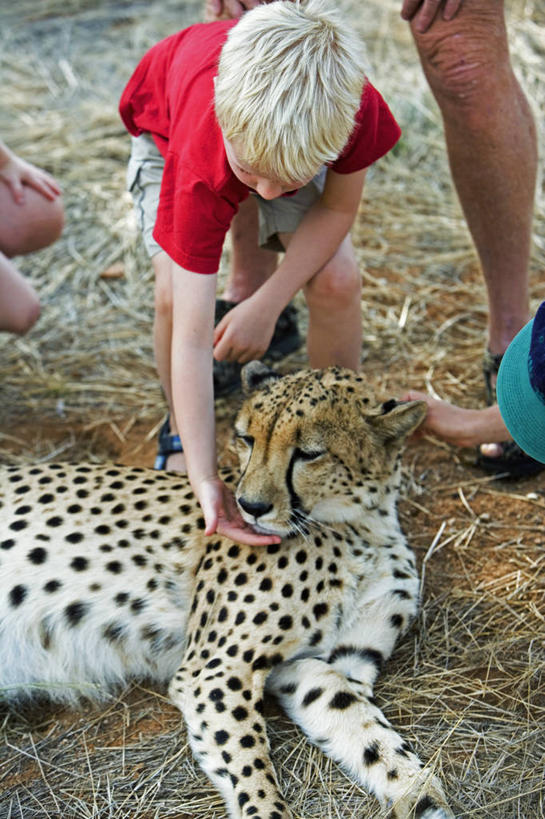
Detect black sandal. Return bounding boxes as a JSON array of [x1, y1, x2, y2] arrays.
[[476, 348, 545, 478], [154, 415, 183, 470]]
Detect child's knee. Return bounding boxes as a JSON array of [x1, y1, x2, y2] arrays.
[[306, 252, 361, 311]]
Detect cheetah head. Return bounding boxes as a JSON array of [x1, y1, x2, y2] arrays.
[[233, 362, 426, 537]]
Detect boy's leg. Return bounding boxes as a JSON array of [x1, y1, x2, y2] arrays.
[[222, 196, 277, 302], [0, 251, 41, 334], [279, 231, 362, 371], [152, 249, 187, 472]]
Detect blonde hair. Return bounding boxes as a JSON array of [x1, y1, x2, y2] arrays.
[[215, 0, 367, 183]]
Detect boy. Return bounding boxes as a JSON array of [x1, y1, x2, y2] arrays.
[[119, 0, 401, 544]]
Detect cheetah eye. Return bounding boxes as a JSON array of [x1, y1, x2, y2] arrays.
[[235, 433, 254, 448], [295, 448, 326, 462]]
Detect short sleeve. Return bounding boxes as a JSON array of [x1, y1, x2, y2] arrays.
[[152, 152, 238, 274], [331, 81, 401, 175]]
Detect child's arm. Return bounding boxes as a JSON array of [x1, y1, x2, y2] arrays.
[[170, 263, 280, 546], [214, 167, 366, 363]]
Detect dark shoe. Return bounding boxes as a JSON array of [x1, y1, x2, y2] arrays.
[[154, 414, 183, 470], [477, 348, 545, 478], [264, 302, 301, 362], [476, 440, 545, 478], [213, 299, 302, 397]]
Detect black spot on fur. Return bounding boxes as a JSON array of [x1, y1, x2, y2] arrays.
[[28, 547, 47, 565], [214, 730, 229, 745], [9, 584, 27, 607], [302, 687, 323, 707], [363, 742, 380, 765], [415, 796, 438, 817], [65, 601, 88, 626], [330, 691, 357, 710], [71, 556, 89, 571]]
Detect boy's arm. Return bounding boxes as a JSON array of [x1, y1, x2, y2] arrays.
[[214, 167, 366, 363], [170, 264, 280, 546]]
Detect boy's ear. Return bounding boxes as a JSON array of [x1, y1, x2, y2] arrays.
[[241, 361, 281, 395], [367, 400, 427, 443]]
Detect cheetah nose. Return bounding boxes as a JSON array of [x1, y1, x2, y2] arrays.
[[237, 497, 273, 520]]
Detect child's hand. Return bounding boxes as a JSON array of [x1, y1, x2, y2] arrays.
[[198, 476, 282, 546], [0, 148, 61, 205], [213, 295, 277, 364]]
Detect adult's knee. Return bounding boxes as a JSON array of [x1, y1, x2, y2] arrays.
[[0, 190, 65, 257], [411, 5, 511, 114]]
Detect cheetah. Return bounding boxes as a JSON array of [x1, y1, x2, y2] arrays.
[[0, 362, 453, 819]]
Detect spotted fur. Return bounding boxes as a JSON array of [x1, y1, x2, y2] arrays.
[[0, 363, 453, 818]]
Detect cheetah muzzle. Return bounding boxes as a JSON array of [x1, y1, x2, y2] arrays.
[[0, 362, 454, 819]]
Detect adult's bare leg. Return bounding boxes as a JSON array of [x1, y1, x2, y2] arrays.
[[410, 1, 536, 358], [0, 179, 63, 334], [0, 180, 64, 259], [0, 251, 40, 334]]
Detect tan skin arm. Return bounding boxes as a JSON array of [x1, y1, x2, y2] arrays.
[[403, 390, 510, 449], [170, 262, 281, 546]]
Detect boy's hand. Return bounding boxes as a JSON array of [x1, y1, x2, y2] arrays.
[[198, 476, 282, 546], [401, 0, 463, 32], [213, 295, 277, 364], [0, 149, 61, 205]]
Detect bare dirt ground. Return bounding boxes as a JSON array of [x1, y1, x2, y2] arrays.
[[1, 1, 544, 817]]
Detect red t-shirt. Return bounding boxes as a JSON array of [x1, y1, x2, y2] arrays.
[[120, 20, 401, 274]]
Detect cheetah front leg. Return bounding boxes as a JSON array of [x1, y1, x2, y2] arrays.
[[266, 574, 452, 819], [268, 657, 452, 819], [169, 658, 293, 819]]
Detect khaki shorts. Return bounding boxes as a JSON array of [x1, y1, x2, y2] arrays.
[[126, 132, 326, 257]]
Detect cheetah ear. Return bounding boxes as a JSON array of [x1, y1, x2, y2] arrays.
[[367, 400, 427, 443], [241, 361, 282, 395]]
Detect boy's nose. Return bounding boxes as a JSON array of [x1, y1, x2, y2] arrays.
[[255, 179, 283, 200]]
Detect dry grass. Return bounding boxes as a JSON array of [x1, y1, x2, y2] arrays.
[[0, 1, 544, 817]]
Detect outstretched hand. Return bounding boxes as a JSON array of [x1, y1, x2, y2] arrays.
[[198, 476, 282, 546], [401, 0, 464, 32], [0, 147, 61, 205], [401, 390, 509, 449]]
